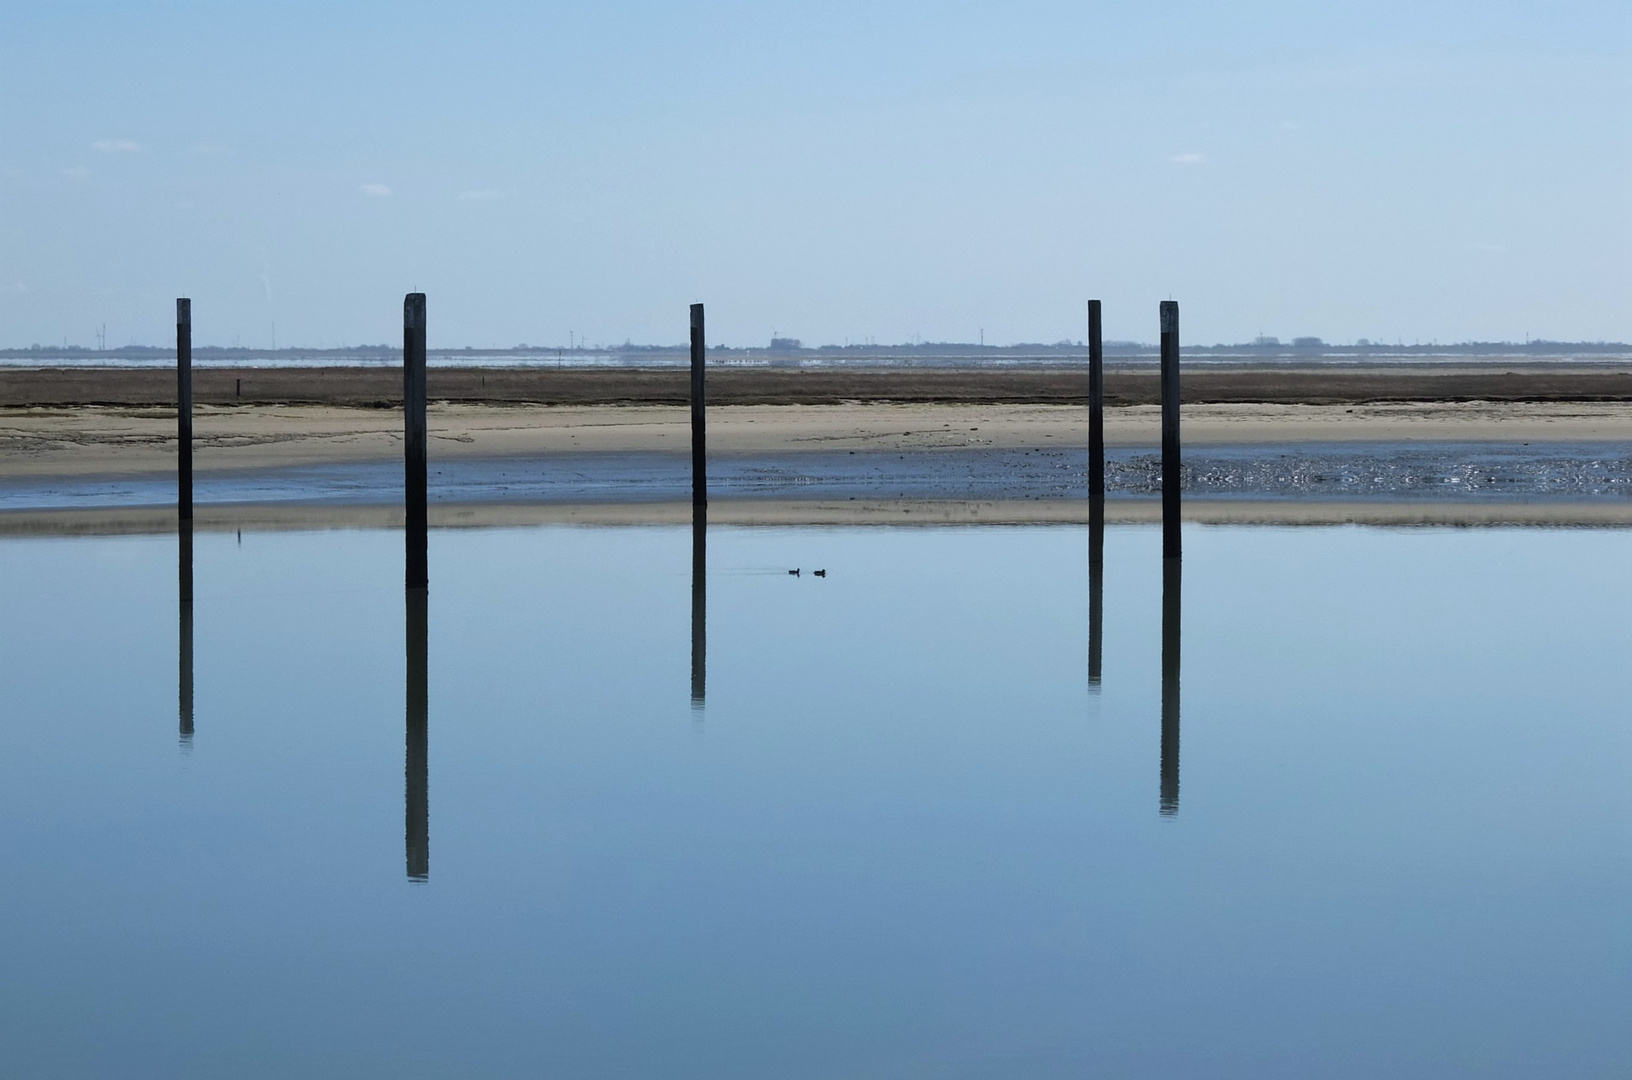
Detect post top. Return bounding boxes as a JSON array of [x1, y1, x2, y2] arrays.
[[176, 298, 191, 324], [1160, 300, 1179, 334], [404, 293, 426, 329]]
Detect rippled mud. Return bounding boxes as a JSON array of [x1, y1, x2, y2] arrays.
[[1111, 443, 1632, 500]]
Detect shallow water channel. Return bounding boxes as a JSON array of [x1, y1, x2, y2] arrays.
[[0, 522, 1628, 1077]]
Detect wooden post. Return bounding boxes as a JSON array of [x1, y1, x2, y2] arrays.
[[177, 297, 195, 731], [691, 506, 706, 710], [1160, 553, 1181, 815], [404, 294, 428, 589], [179, 520, 194, 746], [1088, 299, 1104, 499], [1088, 299, 1105, 688], [1160, 301, 1181, 559], [690, 303, 706, 508], [690, 302, 708, 706], [405, 586, 429, 881], [177, 299, 192, 521]]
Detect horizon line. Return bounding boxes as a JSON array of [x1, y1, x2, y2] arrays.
[[4, 339, 1630, 356]]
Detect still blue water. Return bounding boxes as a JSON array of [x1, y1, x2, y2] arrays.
[[0, 523, 1627, 1077]]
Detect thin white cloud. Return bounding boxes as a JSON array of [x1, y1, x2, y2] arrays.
[[0, 281, 27, 295], [92, 139, 142, 154], [360, 183, 392, 198], [1171, 152, 1205, 165], [64, 166, 93, 180], [457, 188, 507, 202]]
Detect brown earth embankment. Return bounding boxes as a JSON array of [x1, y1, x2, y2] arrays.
[[6, 366, 1632, 407]]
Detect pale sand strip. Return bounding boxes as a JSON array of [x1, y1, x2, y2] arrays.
[[4, 401, 1632, 479], [4, 499, 1631, 537]]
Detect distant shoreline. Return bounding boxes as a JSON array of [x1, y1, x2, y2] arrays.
[[4, 340, 1628, 367]]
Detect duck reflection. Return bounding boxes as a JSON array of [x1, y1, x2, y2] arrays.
[[691, 508, 706, 710], [1088, 495, 1104, 689], [179, 520, 193, 747], [1160, 556, 1181, 815], [406, 587, 429, 881]]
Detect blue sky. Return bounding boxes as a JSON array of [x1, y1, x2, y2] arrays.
[[1, 0, 1627, 348]]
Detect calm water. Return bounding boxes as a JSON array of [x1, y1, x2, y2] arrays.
[[12, 443, 1632, 511], [0, 522, 1628, 1077]]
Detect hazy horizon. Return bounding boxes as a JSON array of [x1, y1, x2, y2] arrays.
[[6, 335, 1630, 358], [2, 1, 1627, 350]]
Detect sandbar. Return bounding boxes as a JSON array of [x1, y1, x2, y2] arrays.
[[5, 401, 1632, 480]]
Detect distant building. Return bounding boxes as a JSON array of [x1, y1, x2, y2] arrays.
[[1292, 336, 1325, 349], [768, 336, 802, 351], [1253, 335, 1281, 347]]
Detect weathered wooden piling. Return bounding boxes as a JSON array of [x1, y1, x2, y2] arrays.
[[405, 586, 429, 881], [691, 507, 707, 709], [1088, 299, 1104, 500], [1160, 300, 1181, 559], [179, 520, 194, 746], [1088, 299, 1105, 688], [177, 299, 192, 521], [1160, 555, 1181, 815], [690, 303, 707, 507], [177, 295, 194, 729], [404, 294, 428, 589]]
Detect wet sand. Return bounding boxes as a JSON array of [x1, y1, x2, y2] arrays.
[[6, 400, 1632, 479], [7, 383, 1632, 532], [6, 498, 1632, 537]]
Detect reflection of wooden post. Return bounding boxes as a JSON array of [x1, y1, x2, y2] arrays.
[[1088, 512, 1103, 689], [177, 299, 192, 522], [1088, 299, 1104, 499], [406, 587, 429, 881], [690, 303, 706, 508], [404, 294, 428, 589], [1160, 556, 1181, 815], [179, 520, 194, 746], [691, 506, 706, 710], [1160, 301, 1181, 559]]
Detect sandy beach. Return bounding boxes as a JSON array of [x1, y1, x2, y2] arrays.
[[5, 400, 1632, 479], [6, 373, 1632, 533]]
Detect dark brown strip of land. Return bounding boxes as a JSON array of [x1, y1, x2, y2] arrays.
[[6, 366, 1632, 408]]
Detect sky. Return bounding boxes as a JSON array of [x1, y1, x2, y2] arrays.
[[1, 0, 1627, 349]]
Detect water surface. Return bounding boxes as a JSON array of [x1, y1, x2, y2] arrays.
[[9, 442, 1632, 512], [0, 523, 1627, 1077]]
